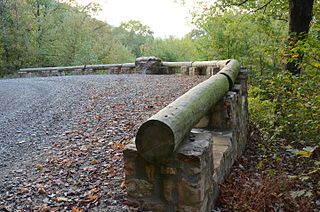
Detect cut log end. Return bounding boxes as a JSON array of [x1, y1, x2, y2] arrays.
[[135, 120, 174, 163]]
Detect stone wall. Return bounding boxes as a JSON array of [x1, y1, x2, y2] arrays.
[[123, 69, 248, 211], [17, 57, 227, 78]]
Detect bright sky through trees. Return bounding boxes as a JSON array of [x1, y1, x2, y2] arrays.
[[75, 0, 194, 38]]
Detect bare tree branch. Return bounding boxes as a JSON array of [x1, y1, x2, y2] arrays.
[[253, 0, 275, 12], [237, 0, 250, 6]]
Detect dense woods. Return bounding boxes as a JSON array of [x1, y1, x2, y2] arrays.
[[190, 1, 320, 209], [0, 0, 137, 76], [0, 0, 319, 209]]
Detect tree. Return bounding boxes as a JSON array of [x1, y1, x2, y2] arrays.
[[113, 20, 154, 57], [286, 0, 314, 74], [192, 0, 317, 74], [141, 35, 198, 61], [0, 0, 136, 75]]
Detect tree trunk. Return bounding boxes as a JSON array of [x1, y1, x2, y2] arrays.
[[286, 0, 314, 74]]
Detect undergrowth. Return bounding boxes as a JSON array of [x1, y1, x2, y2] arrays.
[[218, 124, 319, 211]]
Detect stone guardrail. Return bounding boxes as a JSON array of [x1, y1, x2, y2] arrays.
[[17, 63, 136, 77], [123, 58, 248, 211], [17, 56, 236, 77]]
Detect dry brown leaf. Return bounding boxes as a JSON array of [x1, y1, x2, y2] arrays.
[[55, 197, 69, 203], [112, 155, 121, 161], [90, 159, 98, 165], [17, 188, 30, 195], [107, 167, 117, 177], [38, 205, 51, 212], [88, 188, 100, 194], [72, 208, 84, 212], [113, 143, 124, 150], [38, 187, 47, 195], [79, 194, 99, 205], [35, 164, 44, 171], [120, 180, 126, 189]]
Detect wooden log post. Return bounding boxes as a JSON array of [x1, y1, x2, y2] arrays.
[[135, 60, 240, 163]]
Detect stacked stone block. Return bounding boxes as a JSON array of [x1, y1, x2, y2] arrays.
[[124, 131, 214, 211], [135, 56, 173, 75]]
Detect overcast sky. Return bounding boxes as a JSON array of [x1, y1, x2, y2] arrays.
[[75, 0, 195, 38]]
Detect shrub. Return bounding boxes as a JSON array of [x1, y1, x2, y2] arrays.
[[249, 71, 319, 146]]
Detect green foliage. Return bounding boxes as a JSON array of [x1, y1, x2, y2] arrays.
[[119, 20, 153, 37], [193, 12, 286, 82], [299, 21, 320, 71], [113, 20, 154, 57], [249, 71, 320, 146], [0, 0, 140, 76], [141, 36, 199, 61], [191, 2, 319, 146], [102, 42, 135, 64], [248, 86, 277, 140]]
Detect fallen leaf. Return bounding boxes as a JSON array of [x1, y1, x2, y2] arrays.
[[55, 197, 69, 203], [295, 151, 312, 157], [39, 205, 50, 212], [113, 143, 124, 150], [120, 180, 126, 189], [90, 159, 98, 165], [38, 187, 47, 195], [72, 208, 84, 212], [17, 188, 30, 195], [36, 164, 44, 171], [79, 194, 99, 205]]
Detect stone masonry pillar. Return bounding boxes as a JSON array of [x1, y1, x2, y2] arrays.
[[135, 56, 168, 74]]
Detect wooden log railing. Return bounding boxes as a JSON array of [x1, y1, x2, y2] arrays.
[[18, 63, 135, 75], [17, 57, 235, 77], [136, 59, 240, 163], [162, 60, 229, 68]]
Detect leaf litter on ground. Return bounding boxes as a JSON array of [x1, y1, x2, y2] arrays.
[[0, 75, 208, 211]]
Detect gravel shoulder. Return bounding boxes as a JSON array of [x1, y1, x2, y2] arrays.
[[0, 76, 99, 179], [0, 74, 207, 211]]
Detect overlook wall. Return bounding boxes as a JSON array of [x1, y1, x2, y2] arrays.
[[18, 56, 231, 77]]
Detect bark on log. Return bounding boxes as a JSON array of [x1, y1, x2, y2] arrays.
[[19, 66, 84, 72], [192, 60, 230, 68], [162, 60, 230, 69], [136, 60, 240, 163], [162, 62, 193, 67]]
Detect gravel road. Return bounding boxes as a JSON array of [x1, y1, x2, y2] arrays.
[[0, 74, 207, 211], [0, 75, 107, 177]]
